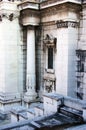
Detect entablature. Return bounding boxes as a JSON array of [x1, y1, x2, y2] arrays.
[[18, 0, 82, 26]]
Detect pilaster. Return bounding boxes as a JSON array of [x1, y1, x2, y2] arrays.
[[0, 1, 22, 111], [56, 20, 79, 97]]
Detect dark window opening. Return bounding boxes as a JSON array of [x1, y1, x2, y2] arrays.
[[77, 61, 84, 72], [48, 47, 53, 69], [81, 63, 84, 72], [77, 81, 81, 88]]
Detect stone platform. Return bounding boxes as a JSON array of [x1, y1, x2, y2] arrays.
[[0, 93, 86, 130]]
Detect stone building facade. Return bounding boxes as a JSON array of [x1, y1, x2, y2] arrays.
[[0, 0, 86, 110]]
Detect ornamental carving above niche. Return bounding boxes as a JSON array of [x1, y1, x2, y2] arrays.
[[43, 34, 57, 52]]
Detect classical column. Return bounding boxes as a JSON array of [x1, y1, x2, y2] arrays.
[[24, 26, 37, 102]]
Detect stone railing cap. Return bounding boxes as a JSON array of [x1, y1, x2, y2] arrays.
[[43, 93, 63, 101]]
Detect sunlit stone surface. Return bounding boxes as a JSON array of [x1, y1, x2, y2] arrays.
[[0, 0, 86, 129]]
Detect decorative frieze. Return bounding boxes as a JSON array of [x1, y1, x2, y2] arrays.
[[0, 12, 19, 21], [57, 21, 79, 28]]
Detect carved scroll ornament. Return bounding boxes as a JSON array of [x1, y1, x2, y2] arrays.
[[43, 34, 57, 52]]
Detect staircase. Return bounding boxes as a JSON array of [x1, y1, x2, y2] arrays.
[[10, 93, 86, 123]]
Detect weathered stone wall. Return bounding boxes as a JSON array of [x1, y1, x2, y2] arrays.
[[77, 3, 86, 100], [0, 1, 23, 104], [39, 2, 81, 97]]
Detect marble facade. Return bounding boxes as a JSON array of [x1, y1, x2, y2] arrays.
[[0, 0, 86, 110]]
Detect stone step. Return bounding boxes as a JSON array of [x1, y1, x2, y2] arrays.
[[30, 121, 41, 128], [27, 103, 44, 119], [27, 108, 35, 120], [34, 104, 44, 116], [19, 112, 28, 121], [59, 106, 83, 121], [11, 106, 27, 122]]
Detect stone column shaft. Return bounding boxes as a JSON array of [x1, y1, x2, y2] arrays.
[[27, 26, 35, 91], [24, 26, 37, 102]]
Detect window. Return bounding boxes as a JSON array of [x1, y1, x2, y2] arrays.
[[77, 61, 84, 72], [81, 63, 84, 72], [48, 47, 53, 69]]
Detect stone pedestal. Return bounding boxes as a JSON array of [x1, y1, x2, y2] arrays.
[[43, 93, 63, 115], [24, 26, 37, 103]]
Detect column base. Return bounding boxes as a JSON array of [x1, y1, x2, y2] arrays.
[[24, 90, 37, 103]]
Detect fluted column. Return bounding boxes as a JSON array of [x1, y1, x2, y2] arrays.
[[24, 26, 37, 102]]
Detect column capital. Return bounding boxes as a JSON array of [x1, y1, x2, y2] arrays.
[[57, 20, 79, 28], [27, 25, 35, 30]]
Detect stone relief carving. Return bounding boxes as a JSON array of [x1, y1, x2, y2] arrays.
[[43, 34, 57, 52], [0, 12, 19, 21], [44, 72, 56, 93], [45, 81, 53, 93]]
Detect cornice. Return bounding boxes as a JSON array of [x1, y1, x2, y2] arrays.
[[40, 0, 81, 10], [18, 1, 39, 11], [40, 3, 81, 18]]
